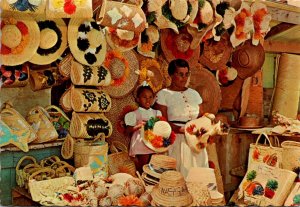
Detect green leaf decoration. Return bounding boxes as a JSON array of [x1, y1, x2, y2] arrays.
[[147, 12, 156, 24], [63, 122, 70, 129], [246, 170, 257, 181], [293, 194, 300, 204], [266, 179, 278, 191], [198, 0, 205, 9]]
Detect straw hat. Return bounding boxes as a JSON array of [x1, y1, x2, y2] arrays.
[[143, 155, 177, 179], [1, 12, 40, 66], [186, 167, 224, 204], [199, 33, 233, 71], [160, 28, 200, 66], [189, 65, 221, 115], [137, 25, 160, 58], [216, 66, 238, 86], [231, 40, 265, 80], [68, 18, 106, 66], [151, 171, 193, 207], [30, 18, 67, 65], [105, 27, 140, 52], [102, 49, 139, 98]]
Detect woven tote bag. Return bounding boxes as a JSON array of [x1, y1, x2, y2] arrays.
[[237, 162, 296, 206], [281, 141, 300, 171], [248, 133, 283, 169], [284, 182, 300, 206]]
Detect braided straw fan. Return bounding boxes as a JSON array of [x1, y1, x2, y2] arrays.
[[271, 53, 300, 119], [189, 64, 221, 115]]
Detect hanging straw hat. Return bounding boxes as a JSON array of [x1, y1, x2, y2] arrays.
[[68, 18, 107, 66], [105, 27, 140, 52], [160, 27, 200, 66], [189, 64, 221, 115], [102, 49, 139, 98], [105, 93, 138, 147], [0, 12, 40, 66], [137, 25, 160, 58], [30, 18, 67, 65], [142, 155, 177, 179], [199, 33, 233, 71], [151, 171, 193, 207], [231, 40, 265, 80]]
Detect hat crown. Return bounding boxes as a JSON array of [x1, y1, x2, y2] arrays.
[[116, 29, 134, 40], [158, 171, 189, 196], [40, 28, 57, 49], [170, 0, 188, 20], [150, 155, 177, 169], [2, 25, 22, 48], [110, 58, 125, 79], [153, 121, 171, 138], [87, 29, 102, 47], [175, 33, 190, 52]]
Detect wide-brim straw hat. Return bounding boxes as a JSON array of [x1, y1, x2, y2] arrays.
[[189, 64, 221, 115], [105, 93, 138, 147], [142, 155, 177, 179], [68, 18, 106, 66], [1, 12, 40, 66], [232, 40, 265, 80], [137, 25, 160, 58], [30, 18, 67, 65], [102, 49, 139, 98], [151, 171, 193, 207], [105, 27, 141, 52], [199, 33, 233, 71], [160, 27, 200, 66]]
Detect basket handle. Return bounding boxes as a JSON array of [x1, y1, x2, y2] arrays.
[[110, 141, 128, 153], [45, 105, 71, 122], [264, 135, 280, 147], [40, 156, 61, 167], [28, 168, 56, 180], [255, 133, 273, 148], [16, 156, 38, 171]]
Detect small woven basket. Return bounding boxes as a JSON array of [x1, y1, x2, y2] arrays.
[[16, 156, 41, 189], [58, 53, 73, 78]]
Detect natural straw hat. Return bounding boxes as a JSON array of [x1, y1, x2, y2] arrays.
[[151, 171, 193, 207], [137, 25, 160, 58], [0, 12, 40, 66], [68, 18, 107, 66], [189, 64, 221, 115], [30, 18, 67, 65], [102, 49, 139, 98], [160, 27, 200, 66]]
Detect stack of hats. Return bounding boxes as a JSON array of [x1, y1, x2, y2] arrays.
[[142, 155, 176, 186]]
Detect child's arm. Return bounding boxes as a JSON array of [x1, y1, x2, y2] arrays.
[[124, 111, 144, 135]]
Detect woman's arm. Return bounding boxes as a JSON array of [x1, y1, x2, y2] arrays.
[[153, 102, 184, 134]]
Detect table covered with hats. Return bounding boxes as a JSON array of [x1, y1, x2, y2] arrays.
[[1, 0, 300, 206]]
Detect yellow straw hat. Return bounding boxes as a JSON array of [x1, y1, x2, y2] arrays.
[[1, 12, 40, 66], [68, 18, 107, 66], [30, 18, 67, 65]]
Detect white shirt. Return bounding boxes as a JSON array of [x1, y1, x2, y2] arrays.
[[124, 107, 162, 126]]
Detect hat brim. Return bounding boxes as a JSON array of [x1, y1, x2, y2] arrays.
[[1, 12, 40, 66], [30, 18, 67, 65], [142, 165, 162, 179], [141, 172, 159, 185], [68, 18, 106, 66]]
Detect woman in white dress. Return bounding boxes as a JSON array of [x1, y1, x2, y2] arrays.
[[154, 59, 209, 178]]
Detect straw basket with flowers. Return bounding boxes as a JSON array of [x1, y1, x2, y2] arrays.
[[142, 116, 176, 153]]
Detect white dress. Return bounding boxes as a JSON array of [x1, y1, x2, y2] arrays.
[[155, 88, 209, 178]]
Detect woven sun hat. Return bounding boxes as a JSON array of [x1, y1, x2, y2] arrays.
[[189, 64, 221, 115], [137, 25, 160, 58], [160, 27, 200, 66], [143, 154, 177, 179], [216, 66, 238, 86], [102, 49, 139, 98], [231, 40, 265, 80], [0, 12, 40, 66], [186, 167, 224, 204], [199, 32, 233, 71], [0, 0, 46, 14], [68, 18, 106, 66], [29, 18, 67, 65], [105, 27, 141, 52], [151, 171, 193, 207]]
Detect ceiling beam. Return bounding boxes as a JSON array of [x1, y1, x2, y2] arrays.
[[263, 40, 300, 54]]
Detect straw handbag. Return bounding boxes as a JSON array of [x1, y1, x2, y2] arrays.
[[45, 105, 70, 139], [61, 134, 75, 159], [70, 112, 112, 139], [74, 139, 108, 177], [248, 133, 283, 169], [284, 182, 300, 206], [26, 106, 59, 143], [0, 0, 46, 14], [16, 156, 41, 189], [238, 162, 296, 206], [281, 141, 300, 171], [58, 53, 73, 78], [0, 64, 30, 88], [108, 141, 136, 177], [70, 87, 112, 112]]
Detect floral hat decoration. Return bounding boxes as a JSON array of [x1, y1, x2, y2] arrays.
[[0, 0, 46, 14], [216, 66, 238, 86], [0, 12, 40, 66], [29, 18, 67, 65], [142, 116, 176, 153], [137, 25, 160, 58], [68, 18, 107, 66]]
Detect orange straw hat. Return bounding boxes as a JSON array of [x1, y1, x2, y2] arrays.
[[1, 12, 40, 66], [151, 171, 193, 207], [29, 18, 67, 65], [68, 18, 106, 66]]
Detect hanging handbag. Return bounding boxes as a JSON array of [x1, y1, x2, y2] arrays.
[[281, 141, 300, 171]]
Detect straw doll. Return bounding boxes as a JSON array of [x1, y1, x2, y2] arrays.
[[124, 83, 162, 173]]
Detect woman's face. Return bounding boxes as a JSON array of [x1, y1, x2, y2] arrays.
[[171, 66, 190, 89]]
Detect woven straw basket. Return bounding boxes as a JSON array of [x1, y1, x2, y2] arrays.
[[16, 156, 41, 189], [281, 141, 300, 171], [108, 141, 136, 176], [70, 112, 112, 139], [58, 54, 73, 78]]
